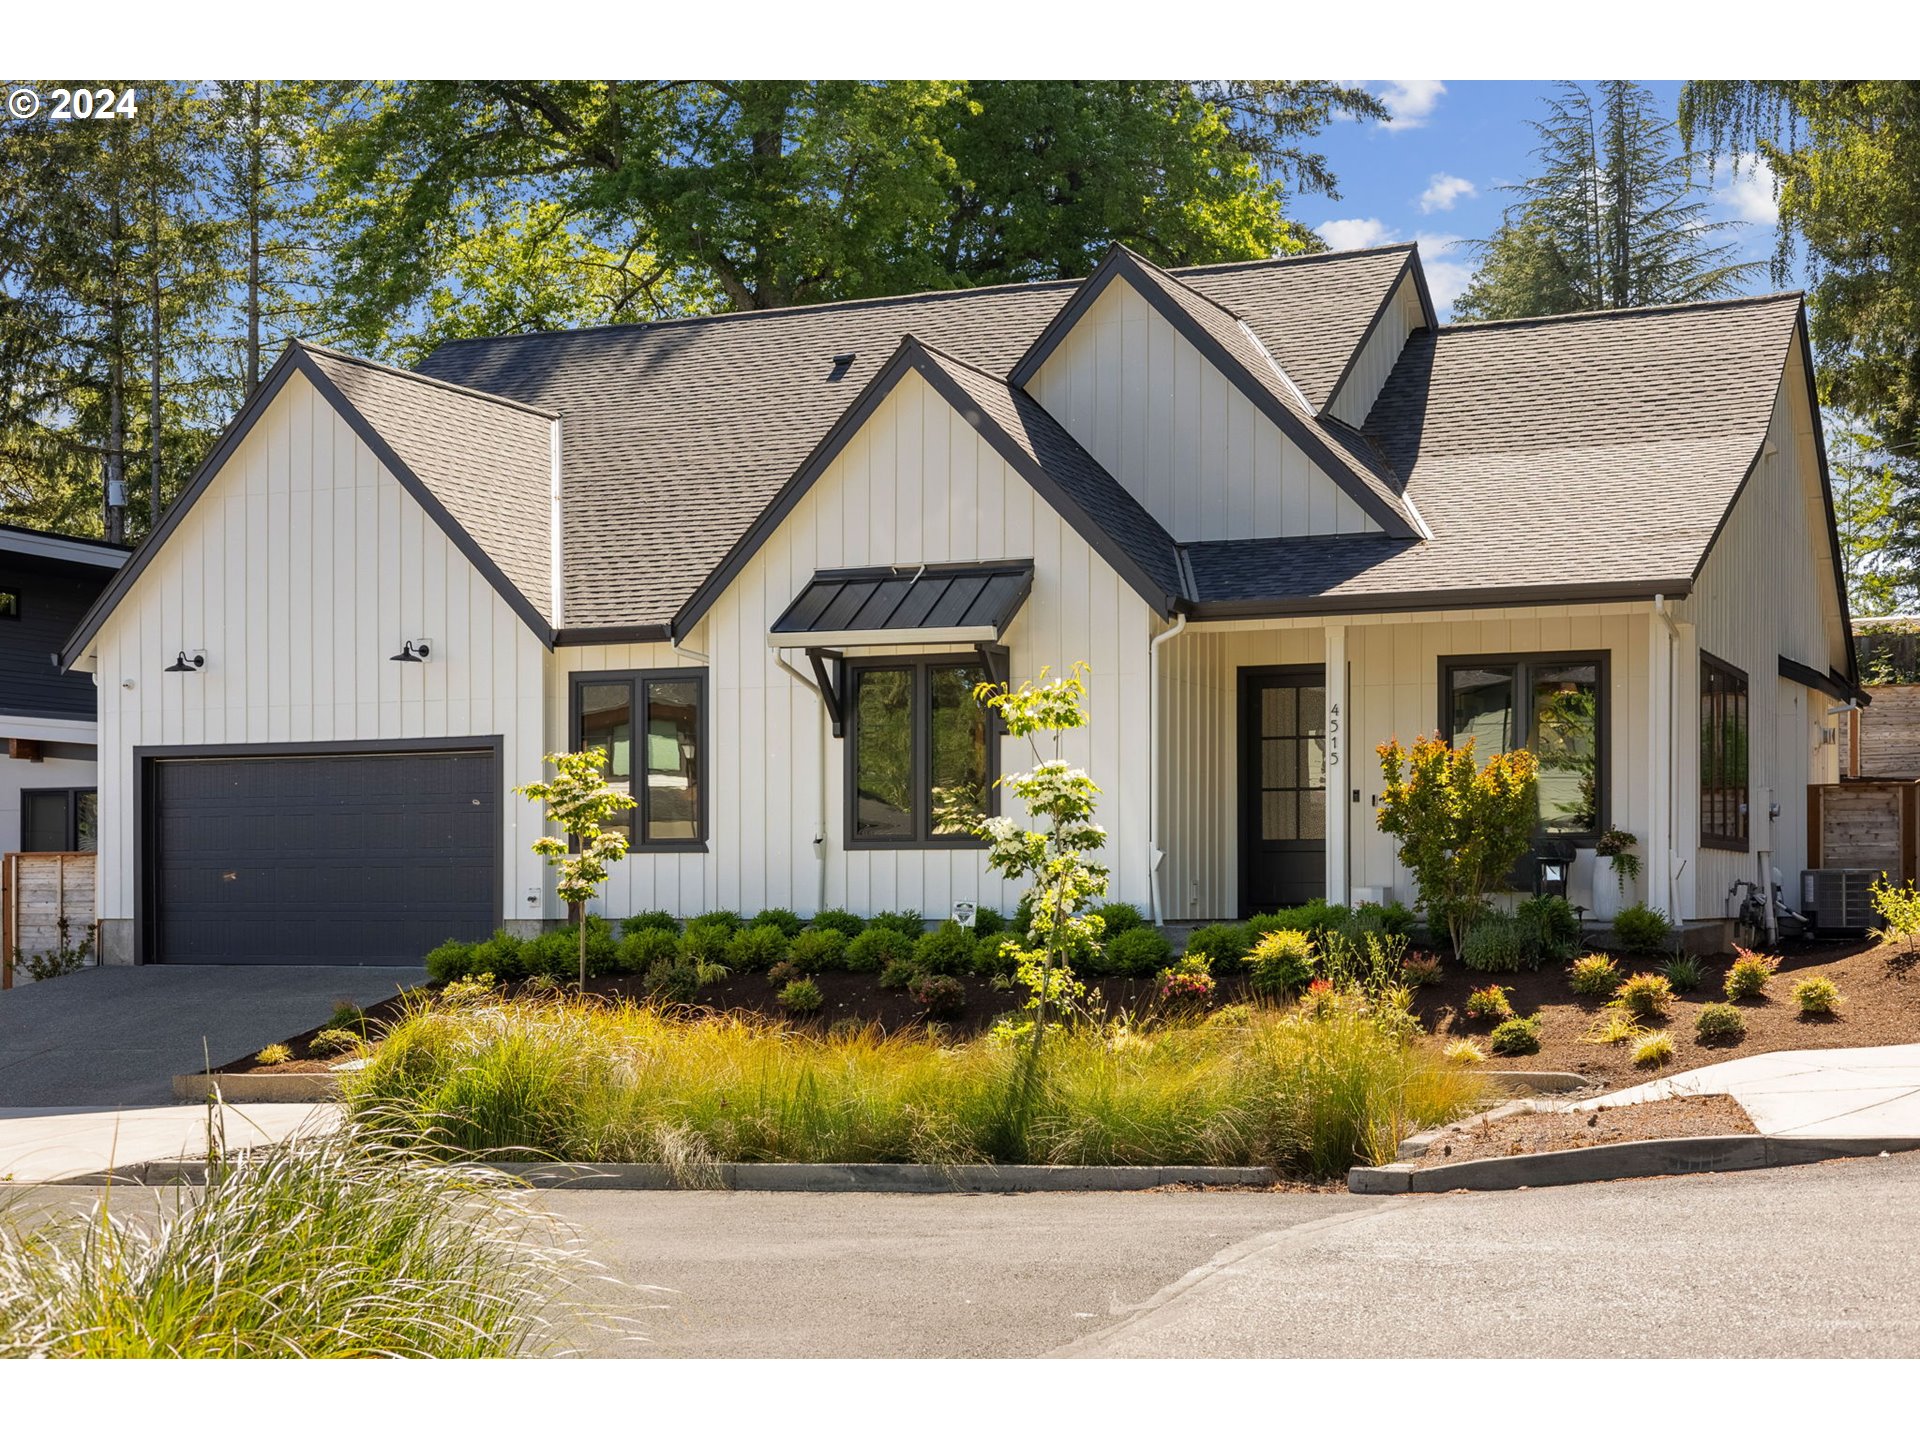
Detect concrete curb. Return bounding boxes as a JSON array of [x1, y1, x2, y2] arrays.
[[1351, 1134, 1920, 1193], [486, 1161, 1281, 1192], [1481, 1071, 1597, 1094], [172, 1072, 343, 1103], [44, 1159, 1280, 1192]]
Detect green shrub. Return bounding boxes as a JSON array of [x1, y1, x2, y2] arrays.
[[878, 956, 921, 989], [1615, 971, 1676, 1022], [425, 938, 477, 984], [1611, 903, 1672, 954], [972, 934, 1023, 979], [1567, 953, 1623, 999], [1460, 914, 1526, 973], [1792, 974, 1843, 1016], [1101, 926, 1173, 977], [1246, 928, 1316, 998], [1633, 1031, 1675, 1068], [766, 958, 802, 988], [327, 1002, 366, 1031], [1870, 876, 1920, 956], [1154, 954, 1216, 1010], [309, 1028, 363, 1058], [747, 908, 805, 939], [1401, 952, 1445, 988], [1724, 947, 1777, 1002], [807, 908, 865, 938], [1350, 900, 1418, 939], [778, 978, 824, 1013], [1695, 1003, 1746, 1045], [911, 974, 967, 1018], [788, 928, 849, 972], [912, 921, 977, 977], [1250, 900, 1352, 941], [1516, 895, 1580, 966], [689, 910, 742, 935], [727, 923, 791, 971], [679, 921, 736, 968], [1093, 902, 1145, 937], [255, 1044, 293, 1067], [1487, 1015, 1542, 1057], [1660, 953, 1707, 993], [643, 957, 699, 1005], [844, 926, 912, 974], [0, 1117, 591, 1357], [1464, 984, 1513, 1022], [523, 917, 620, 980], [471, 929, 530, 982], [971, 907, 1006, 938], [1183, 922, 1254, 972], [621, 910, 680, 937], [616, 927, 680, 974], [867, 910, 924, 938]]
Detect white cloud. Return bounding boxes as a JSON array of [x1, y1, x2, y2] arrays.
[[1412, 232, 1474, 313], [1419, 173, 1477, 214], [1316, 217, 1397, 251], [1715, 153, 1780, 225], [1376, 80, 1446, 131]]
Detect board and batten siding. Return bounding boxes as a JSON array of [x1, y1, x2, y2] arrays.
[[1159, 605, 1656, 919], [1680, 338, 1849, 915], [1326, 269, 1425, 430], [1028, 277, 1381, 542], [82, 371, 554, 954], [568, 367, 1158, 923]]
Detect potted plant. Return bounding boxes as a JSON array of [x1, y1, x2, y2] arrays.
[[1587, 828, 1640, 921]]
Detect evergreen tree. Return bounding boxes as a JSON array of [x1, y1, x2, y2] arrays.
[[1454, 82, 1758, 322]]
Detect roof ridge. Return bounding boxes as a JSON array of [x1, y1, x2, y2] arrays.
[[905, 334, 1022, 390], [421, 247, 1412, 355], [1438, 291, 1805, 334], [295, 341, 561, 419]]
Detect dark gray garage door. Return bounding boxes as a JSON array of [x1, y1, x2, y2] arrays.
[[147, 747, 497, 965]]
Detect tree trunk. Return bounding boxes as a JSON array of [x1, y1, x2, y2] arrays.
[[246, 83, 263, 394], [149, 183, 162, 527], [105, 190, 127, 546]]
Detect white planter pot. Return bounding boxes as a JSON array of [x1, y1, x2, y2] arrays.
[[1589, 856, 1628, 922]]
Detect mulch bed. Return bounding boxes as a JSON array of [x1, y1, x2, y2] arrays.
[[1419, 935, 1920, 1087], [215, 991, 416, 1075], [1410, 1093, 1756, 1169]]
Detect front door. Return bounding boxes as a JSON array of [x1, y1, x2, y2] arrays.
[[1239, 667, 1327, 915]]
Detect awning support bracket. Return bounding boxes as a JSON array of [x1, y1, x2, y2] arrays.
[[807, 647, 846, 737]]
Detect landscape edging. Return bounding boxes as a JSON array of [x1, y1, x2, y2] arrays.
[[1350, 1133, 1920, 1193], [172, 1072, 343, 1103]]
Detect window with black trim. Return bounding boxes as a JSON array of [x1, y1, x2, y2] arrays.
[[0, 589, 18, 619], [22, 788, 95, 852], [1442, 653, 1606, 839], [1701, 652, 1749, 851], [570, 670, 707, 848], [849, 657, 994, 846]]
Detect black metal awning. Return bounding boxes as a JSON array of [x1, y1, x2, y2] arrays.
[[770, 561, 1033, 648]]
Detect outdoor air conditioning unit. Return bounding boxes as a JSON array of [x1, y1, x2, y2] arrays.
[[1801, 868, 1882, 935]]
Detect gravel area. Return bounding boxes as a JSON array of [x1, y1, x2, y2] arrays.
[[1411, 1093, 1756, 1168]]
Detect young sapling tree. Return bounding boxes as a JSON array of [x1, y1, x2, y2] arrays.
[[515, 748, 637, 991]]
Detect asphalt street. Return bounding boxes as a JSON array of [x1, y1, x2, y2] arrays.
[[541, 1150, 1920, 1358]]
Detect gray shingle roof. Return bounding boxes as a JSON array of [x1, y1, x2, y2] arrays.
[[415, 248, 1409, 630], [300, 346, 558, 625], [1184, 293, 1806, 611]]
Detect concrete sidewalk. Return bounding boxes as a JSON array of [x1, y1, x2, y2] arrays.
[[0, 1103, 337, 1183], [1578, 1042, 1920, 1139]]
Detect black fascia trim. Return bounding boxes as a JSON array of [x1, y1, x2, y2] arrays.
[[1778, 653, 1852, 703], [555, 623, 673, 647], [672, 336, 1178, 639], [1007, 245, 1416, 540], [1185, 578, 1693, 621], [60, 344, 556, 671]]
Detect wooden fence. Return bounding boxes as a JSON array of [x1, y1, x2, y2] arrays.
[[1807, 780, 1918, 885], [1, 851, 97, 989]]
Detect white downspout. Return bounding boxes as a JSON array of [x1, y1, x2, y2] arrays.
[[1147, 613, 1187, 924], [1653, 596, 1686, 918], [773, 647, 831, 916]]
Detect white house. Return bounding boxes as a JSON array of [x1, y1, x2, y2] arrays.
[[58, 242, 1859, 966]]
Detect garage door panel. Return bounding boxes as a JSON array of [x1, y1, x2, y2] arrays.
[[149, 748, 496, 965]]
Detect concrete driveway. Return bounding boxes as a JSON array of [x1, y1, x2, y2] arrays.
[[0, 965, 422, 1107]]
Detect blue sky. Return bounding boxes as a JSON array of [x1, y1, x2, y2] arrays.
[[1295, 81, 1793, 319]]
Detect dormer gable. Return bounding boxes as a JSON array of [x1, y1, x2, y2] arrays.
[[1014, 246, 1416, 545]]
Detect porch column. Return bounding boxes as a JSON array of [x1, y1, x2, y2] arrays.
[[1325, 622, 1350, 905], [1645, 608, 1675, 919]]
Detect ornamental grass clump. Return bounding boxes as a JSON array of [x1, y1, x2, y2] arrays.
[[1633, 1031, 1675, 1069], [348, 990, 1484, 1179], [1792, 974, 1843, 1017], [0, 1114, 602, 1357]]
